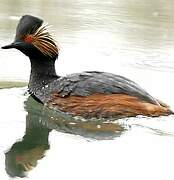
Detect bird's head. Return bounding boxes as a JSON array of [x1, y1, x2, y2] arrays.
[[2, 15, 59, 60]]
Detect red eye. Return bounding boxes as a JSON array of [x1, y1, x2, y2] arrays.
[[24, 35, 33, 43]]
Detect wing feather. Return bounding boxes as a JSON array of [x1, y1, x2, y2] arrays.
[[41, 71, 158, 105]]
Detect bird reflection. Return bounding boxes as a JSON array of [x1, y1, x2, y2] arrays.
[[5, 96, 51, 177], [5, 95, 127, 178]]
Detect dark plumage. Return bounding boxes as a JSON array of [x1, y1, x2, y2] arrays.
[[2, 15, 173, 119]]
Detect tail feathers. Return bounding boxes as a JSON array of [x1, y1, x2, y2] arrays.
[[156, 99, 174, 115]]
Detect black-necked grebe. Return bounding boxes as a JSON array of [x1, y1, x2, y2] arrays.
[[2, 15, 173, 119]]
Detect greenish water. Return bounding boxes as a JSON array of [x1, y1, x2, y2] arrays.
[[0, 81, 27, 89], [1, 0, 174, 180]]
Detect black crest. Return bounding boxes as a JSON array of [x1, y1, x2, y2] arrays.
[[16, 15, 59, 58]]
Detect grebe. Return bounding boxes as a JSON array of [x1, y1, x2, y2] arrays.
[[2, 15, 173, 119]]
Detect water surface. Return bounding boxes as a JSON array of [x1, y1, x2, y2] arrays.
[[1, 0, 174, 180]]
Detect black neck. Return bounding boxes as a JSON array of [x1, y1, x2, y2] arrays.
[[28, 57, 59, 93]]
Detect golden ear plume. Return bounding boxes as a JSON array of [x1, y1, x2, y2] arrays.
[[25, 24, 59, 58]]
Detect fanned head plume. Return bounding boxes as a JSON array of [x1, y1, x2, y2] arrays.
[[2, 15, 59, 59], [23, 24, 59, 58]]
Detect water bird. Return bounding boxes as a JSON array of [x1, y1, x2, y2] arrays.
[[2, 15, 173, 119]]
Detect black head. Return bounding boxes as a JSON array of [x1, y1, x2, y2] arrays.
[[2, 15, 59, 59]]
